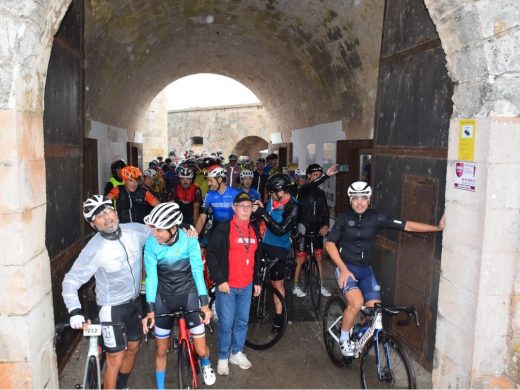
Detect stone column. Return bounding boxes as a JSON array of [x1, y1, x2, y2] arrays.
[[434, 118, 520, 388], [141, 90, 168, 165], [0, 0, 70, 387]]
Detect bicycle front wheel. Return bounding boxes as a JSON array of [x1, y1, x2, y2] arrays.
[[359, 332, 416, 389], [246, 284, 288, 350], [322, 295, 348, 367], [308, 256, 322, 310], [84, 355, 100, 389], [178, 340, 198, 389]]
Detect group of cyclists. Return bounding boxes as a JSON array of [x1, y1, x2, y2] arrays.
[[62, 151, 445, 389]]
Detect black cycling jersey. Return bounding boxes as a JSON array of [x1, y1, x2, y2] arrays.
[[296, 174, 329, 228], [327, 209, 406, 266], [116, 186, 149, 224]]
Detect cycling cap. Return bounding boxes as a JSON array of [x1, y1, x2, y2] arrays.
[[207, 165, 226, 178], [83, 195, 113, 222], [144, 202, 183, 229], [266, 173, 291, 192], [143, 168, 157, 177], [294, 168, 306, 178], [240, 170, 254, 179], [347, 181, 372, 198], [178, 168, 194, 179], [121, 166, 142, 181], [234, 192, 253, 204], [306, 164, 323, 175], [229, 154, 238, 162]]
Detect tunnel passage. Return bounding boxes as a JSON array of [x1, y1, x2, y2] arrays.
[[232, 135, 269, 161], [84, 0, 384, 141]]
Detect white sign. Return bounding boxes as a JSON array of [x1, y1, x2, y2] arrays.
[[454, 161, 477, 192]]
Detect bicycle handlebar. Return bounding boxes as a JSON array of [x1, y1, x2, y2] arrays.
[[145, 309, 213, 343], [53, 321, 127, 351], [360, 304, 420, 327]]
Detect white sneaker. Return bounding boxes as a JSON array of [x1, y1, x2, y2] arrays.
[[217, 359, 229, 376], [202, 365, 216, 385], [229, 352, 252, 369], [292, 285, 307, 297], [340, 339, 355, 357], [321, 286, 331, 297]]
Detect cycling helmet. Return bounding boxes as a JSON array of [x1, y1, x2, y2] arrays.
[[144, 202, 183, 229], [294, 168, 306, 178], [83, 195, 113, 222], [347, 181, 372, 198], [143, 168, 157, 177], [266, 173, 291, 192], [229, 154, 238, 162], [306, 163, 323, 175], [120, 166, 142, 181], [110, 159, 127, 177], [178, 168, 194, 179], [202, 157, 216, 168], [240, 170, 254, 180], [207, 165, 226, 178]]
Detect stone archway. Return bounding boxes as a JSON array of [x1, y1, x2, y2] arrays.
[[232, 136, 269, 162], [1, 1, 519, 388]]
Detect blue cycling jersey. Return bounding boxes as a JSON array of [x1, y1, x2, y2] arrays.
[[202, 186, 239, 222], [237, 187, 261, 202], [262, 197, 293, 250], [144, 229, 207, 304]]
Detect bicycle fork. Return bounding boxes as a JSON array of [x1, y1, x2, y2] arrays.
[[82, 335, 101, 390]]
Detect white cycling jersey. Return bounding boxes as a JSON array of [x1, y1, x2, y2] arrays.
[[62, 223, 150, 311]]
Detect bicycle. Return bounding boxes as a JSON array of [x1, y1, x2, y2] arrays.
[[53, 320, 127, 389], [146, 309, 211, 389], [323, 295, 418, 388], [296, 233, 323, 310], [245, 255, 288, 350]]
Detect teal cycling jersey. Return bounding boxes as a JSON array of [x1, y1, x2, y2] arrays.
[[144, 229, 207, 304]]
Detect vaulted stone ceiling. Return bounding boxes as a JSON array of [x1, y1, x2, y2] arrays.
[[85, 0, 384, 140]]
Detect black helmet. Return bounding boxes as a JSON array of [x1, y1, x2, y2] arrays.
[[229, 154, 238, 162], [110, 159, 126, 178], [202, 157, 217, 168], [306, 163, 323, 175], [266, 174, 291, 192]]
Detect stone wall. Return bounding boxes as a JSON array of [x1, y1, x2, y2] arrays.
[[140, 90, 168, 165], [168, 104, 272, 158]]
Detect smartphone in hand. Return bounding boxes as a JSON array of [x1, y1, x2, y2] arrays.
[[337, 164, 349, 173]]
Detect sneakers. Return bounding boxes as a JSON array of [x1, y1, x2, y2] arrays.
[[340, 339, 355, 357], [217, 359, 229, 376], [229, 352, 252, 369], [202, 365, 216, 385], [320, 286, 331, 297], [292, 285, 306, 297], [272, 314, 284, 333]]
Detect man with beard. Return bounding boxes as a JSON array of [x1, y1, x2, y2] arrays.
[[62, 195, 150, 389], [169, 167, 202, 226]]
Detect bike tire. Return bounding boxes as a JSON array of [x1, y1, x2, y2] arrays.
[[246, 284, 288, 350], [177, 339, 198, 389], [358, 332, 416, 389], [322, 295, 351, 367], [308, 256, 322, 310], [84, 355, 100, 389]]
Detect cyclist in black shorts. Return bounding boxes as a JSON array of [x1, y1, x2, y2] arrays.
[[325, 181, 446, 357], [253, 174, 300, 332], [142, 202, 216, 388], [62, 195, 150, 389]]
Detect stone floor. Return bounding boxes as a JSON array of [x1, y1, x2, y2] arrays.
[[59, 259, 433, 389]]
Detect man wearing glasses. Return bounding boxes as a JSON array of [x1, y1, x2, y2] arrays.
[[325, 181, 446, 357], [62, 195, 150, 389]]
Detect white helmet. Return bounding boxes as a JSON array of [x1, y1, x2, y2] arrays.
[[207, 165, 226, 178], [178, 168, 194, 179], [294, 168, 306, 178], [144, 202, 183, 229], [347, 181, 372, 198], [239, 170, 254, 180], [143, 168, 157, 177], [83, 195, 113, 222]]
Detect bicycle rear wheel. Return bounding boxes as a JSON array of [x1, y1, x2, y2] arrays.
[[177, 339, 198, 389], [246, 284, 288, 350], [84, 355, 100, 389], [358, 332, 416, 389], [322, 295, 350, 367], [308, 256, 321, 310]]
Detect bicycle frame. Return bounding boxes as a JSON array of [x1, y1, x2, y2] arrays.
[[177, 315, 199, 389], [82, 334, 102, 389]]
